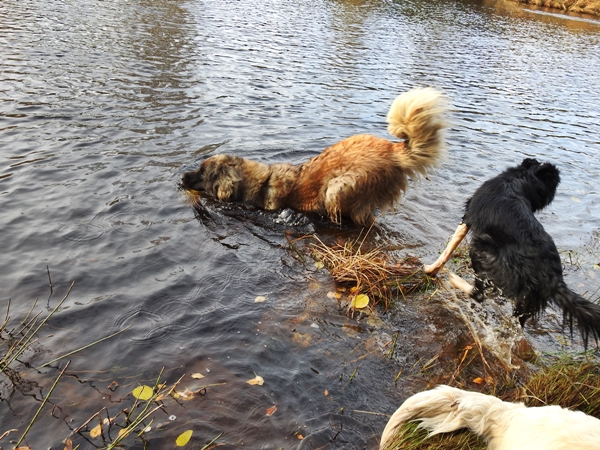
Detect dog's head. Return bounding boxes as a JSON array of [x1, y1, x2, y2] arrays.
[[514, 158, 561, 211], [181, 154, 243, 202]]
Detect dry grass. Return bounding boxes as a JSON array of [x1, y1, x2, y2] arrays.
[[382, 355, 600, 450], [310, 235, 434, 309], [512, 0, 600, 15]]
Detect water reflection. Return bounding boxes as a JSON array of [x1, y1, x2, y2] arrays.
[[0, 0, 599, 448]]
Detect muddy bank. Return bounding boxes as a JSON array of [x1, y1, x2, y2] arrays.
[[510, 0, 600, 16]]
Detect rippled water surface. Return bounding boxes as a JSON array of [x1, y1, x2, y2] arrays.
[[1, 0, 599, 448]]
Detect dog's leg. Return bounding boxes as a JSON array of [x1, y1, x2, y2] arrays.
[[423, 223, 469, 276], [324, 175, 357, 225], [448, 272, 474, 296]]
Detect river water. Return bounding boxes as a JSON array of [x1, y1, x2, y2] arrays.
[[1, 0, 599, 448]]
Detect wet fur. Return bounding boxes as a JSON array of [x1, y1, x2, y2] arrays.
[[181, 87, 447, 226], [379, 385, 600, 450], [425, 158, 600, 348]]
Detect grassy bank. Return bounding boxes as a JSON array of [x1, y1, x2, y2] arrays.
[[382, 355, 600, 450], [510, 0, 600, 16]]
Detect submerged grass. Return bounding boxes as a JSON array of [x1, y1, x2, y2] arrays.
[[310, 234, 434, 309]]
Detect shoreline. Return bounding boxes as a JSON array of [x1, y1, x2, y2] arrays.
[[509, 0, 600, 17]]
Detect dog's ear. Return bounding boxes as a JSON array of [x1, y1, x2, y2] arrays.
[[215, 166, 242, 201], [520, 158, 540, 169], [535, 163, 560, 187]]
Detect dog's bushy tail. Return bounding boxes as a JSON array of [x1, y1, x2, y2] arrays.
[[387, 87, 448, 175], [379, 385, 518, 449], [552, 283, 600, 349]]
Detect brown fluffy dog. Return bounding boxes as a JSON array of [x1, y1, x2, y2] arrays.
[[182, 87, 448, 226]]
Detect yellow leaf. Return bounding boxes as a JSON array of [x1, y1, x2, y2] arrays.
[[118, 428, 128, 438], [254, 295, 267, 303], [16, 447, 31, 450], [297, 434, 304, 439], [90, 418, 109, 438], [174, 388, 195, 400], [324, 390, 329, 396], [351, 294, 369, 309], [132, 385, 154, 401], [191, 373, 205, 379], [176, 429, 193, 446], [327, 291, 341, 299], [315, 261, 324, 269], [472, 377, 484, 384], [246, 374, 265, 385]]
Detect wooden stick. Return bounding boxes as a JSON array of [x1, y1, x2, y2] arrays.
[[423, 223, 469, 276]]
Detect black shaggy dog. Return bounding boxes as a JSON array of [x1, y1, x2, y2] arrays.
[[424, 158, 600, 348]]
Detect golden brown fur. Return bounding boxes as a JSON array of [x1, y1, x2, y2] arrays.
[[182, 87, 448, 226]]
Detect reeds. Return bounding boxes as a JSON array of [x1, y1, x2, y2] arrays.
[[310, 235, 433, 309]]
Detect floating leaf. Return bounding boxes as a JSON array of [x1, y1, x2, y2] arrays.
[[90, 418, 109, 438], [315, 261, 324, 269], [176, 430, 193, 446], [191, 373, 205, 379], [132, 385, 154, 401], [324, 390, 329, 396], [117, 428, 128, 438], [327, 291, 341, 299], [64, 438, 73, 450], [254, 295, 267, 303], [174, 388, 195, 400], [266, 404, 278, 416], [472, 377, 485, 384], [247, 374, 265, 385], [297, 434, 304, 440], [351, 294, 369, 309]]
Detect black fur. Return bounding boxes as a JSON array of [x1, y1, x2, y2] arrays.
[[463, 158, 600, 348]]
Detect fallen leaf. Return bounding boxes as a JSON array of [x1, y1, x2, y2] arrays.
[[132, 385, 154, 401], [255, 295, 267, 303], [351, 294, 369, 309], [472, 377, 485, 384], [247, 374, 265, 386], [90, 418, 110, 438], [15, 447, 30, 450], [324, 390, 329, 396], [174, 388, 195, 400], [297, 434, 304, 440], [176, 429, 193, 446], [64, 438, 73, 450], [118, 428, 128, 438], [191, 373, 205, 379], [315, 261, 324, 269], [327, 291, 341, 299], [266, 404, 278, 416]]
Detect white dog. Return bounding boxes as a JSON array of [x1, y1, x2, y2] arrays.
[[380, 385, 600, 450]]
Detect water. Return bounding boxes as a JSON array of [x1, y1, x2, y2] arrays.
[[1, 0, 599, 448]]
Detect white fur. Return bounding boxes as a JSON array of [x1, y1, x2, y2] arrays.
[[380, 385, 600, 450]]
